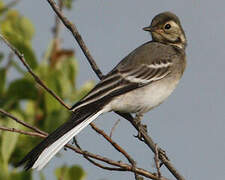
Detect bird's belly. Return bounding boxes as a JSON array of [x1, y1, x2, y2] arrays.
[[109, 78, 179, 114]]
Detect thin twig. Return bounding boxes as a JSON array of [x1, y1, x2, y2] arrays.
[[90, 123, 135, 165], [0, 108, 47, 136], [53, 0, 63, 40], [0, 122, 160, 179], [0, 126, 46, 138], [154, 144, 161, 179], [90, 123, 143, 179], [46, 0, 104, 79], [126, 116, 185, 180], [110, 119, 120, 138], [73, 138, 125, 171], [0, 34, 70, 110]]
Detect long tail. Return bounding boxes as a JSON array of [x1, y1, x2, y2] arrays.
[[17, 105, 106, 171]]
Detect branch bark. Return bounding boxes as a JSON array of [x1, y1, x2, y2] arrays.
[[46, 0, 104, 79], [0, 110, 161, 180]]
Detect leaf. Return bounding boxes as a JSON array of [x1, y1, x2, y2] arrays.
[[1, 10, 35, 43], [68, 165, 86, 180], [64, 0, 75, 10], [1, 111, 21, 164], [13, 41, 38, 69], [0, 68, 6, 96], [0, 160, 8, 180], [0, 52, 4, 63], [44, 86, 61, 113], [44, 110, 69, 132], [55, 165, 86, 180], [0, 0, 5, 15], [6, 78, 38, 101], [10, 171, 32, 180], [55, 165, 67, 180], [73, 81, 95, 101], [0, 10, 37, 69], [55, 55, 78, 98]]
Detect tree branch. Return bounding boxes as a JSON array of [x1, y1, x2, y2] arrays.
[[90, 123, 136, 164], [0, 110, 161, 180], [73, 138, 126, 171], [46, 0, 103, 79], [0, 34, 70, 111], [0, 108, 47, 136], [0, 126, 46, 138]]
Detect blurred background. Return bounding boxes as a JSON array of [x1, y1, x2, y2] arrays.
[[0, 0, 224, 180]]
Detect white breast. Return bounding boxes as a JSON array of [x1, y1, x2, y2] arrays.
[[108, 77, 180, 114]]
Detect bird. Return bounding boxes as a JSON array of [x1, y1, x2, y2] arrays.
[[17, 11, 187, 171]]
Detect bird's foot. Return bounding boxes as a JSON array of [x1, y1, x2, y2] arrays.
[[133, 113, 148, 141], [158, 147, 169, 167]]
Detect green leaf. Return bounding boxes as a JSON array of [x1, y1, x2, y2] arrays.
[[0, 160, 8, 180], [10, 171, 32, 180], [0, 0, 5, 15], [44, 89, 61, 114], [0, 68, 6, 96], [44, 110, 69, 132], [0, 52, 4, 63], [1, 10, 35, 43], [64, 0, 75, 10], [1, 111, 21, 164], [0, 10, 37, 69], [6, 78, 38, 101], [55, 165, 86, 180], [13, 41, 38, 69], [68, 165, 86, 180], [73, 81, 94, 101]]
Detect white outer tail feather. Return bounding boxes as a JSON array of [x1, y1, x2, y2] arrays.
[[32, 110, 104, 170]]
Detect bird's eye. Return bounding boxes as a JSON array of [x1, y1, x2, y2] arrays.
[[164, 23, 171, 30]]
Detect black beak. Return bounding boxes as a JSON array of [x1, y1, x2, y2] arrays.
[[143, 26, 154, 32]]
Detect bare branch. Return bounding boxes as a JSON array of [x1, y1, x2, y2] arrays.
[[0, 126, 46, 138], [73, 138, 125, 171], [46, 0, 104, 79], [127, 116, 185, 180], [52, 0, 63, 40], [0, 117, 160, 179], [90, 123, 143, 180], [0, 108, 47, 135], [90, 123, 135, 165], [0, 34, 70, 110], [110, 119, 120, 138], [154, 144, 161, 179]]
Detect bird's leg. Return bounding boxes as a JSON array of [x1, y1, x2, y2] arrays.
[[134, 113, 147, 141], [134, 113, 143, 125]]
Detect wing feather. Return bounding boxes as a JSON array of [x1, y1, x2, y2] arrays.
[[71, 59, 172, 111]]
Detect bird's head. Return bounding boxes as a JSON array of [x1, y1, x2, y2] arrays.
[[143, 12, 187, 49]]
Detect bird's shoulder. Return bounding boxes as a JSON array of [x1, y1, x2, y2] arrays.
[[113, 41, 184, 72]]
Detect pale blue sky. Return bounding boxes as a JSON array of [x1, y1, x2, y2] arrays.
[[2, 0, 225, 180]]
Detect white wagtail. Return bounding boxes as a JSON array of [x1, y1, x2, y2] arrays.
[[18, 12, 187, 170]]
